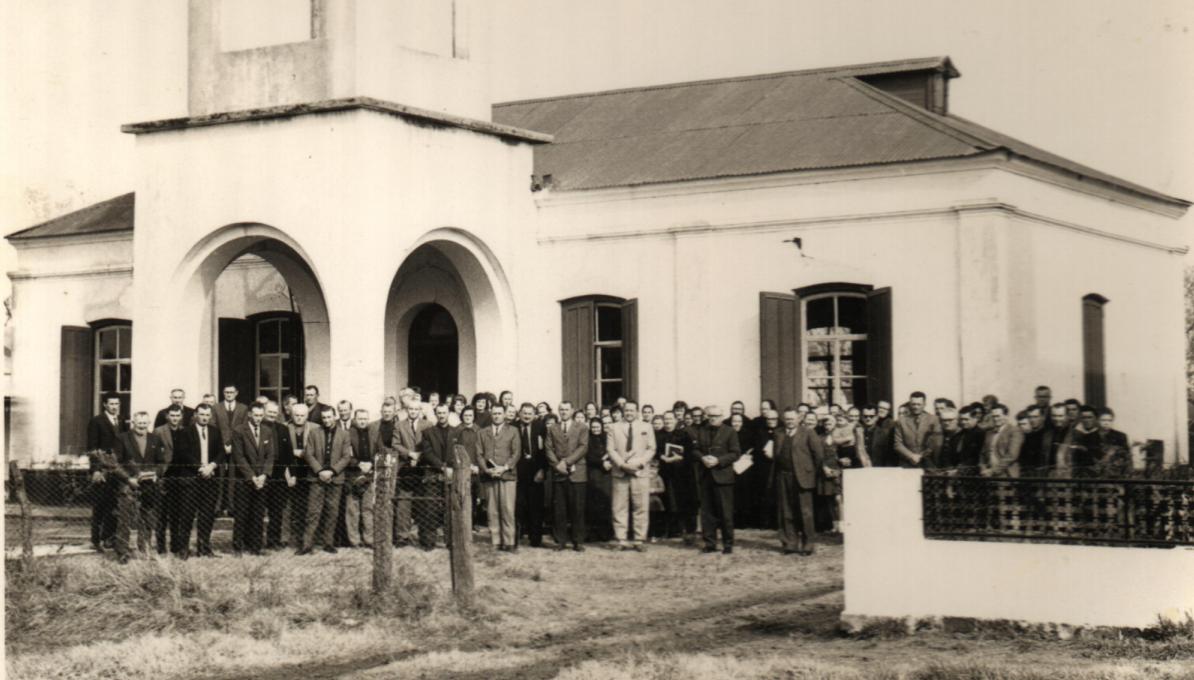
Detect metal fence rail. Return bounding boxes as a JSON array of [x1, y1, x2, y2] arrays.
[[921, 475, 1194, 548]]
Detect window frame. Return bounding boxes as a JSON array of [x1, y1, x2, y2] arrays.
[[560, 295, 638, 408], [91, 319, 133, 416], [795, 283, 874, 408], [593, 302, 625, 408], [251, 312, 302, 406]]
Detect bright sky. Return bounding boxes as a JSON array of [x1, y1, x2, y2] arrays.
[[2, 0, 1192, 298]]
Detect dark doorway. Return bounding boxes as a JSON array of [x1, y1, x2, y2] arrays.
[[409, 304, 459, 396]]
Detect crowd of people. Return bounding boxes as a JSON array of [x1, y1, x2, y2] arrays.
[[82, 382, 1133, 562]]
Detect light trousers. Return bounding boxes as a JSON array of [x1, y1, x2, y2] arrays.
[[485, 479, 517, 547], [611, 475, 650, 544], [344, 479, 375, 547]]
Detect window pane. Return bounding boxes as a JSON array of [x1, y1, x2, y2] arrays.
[[848, 378, 868, 407], [119, 396, 131, 422], [846, 341, 868, 375], [260, 357, 278, 389], [837, 296, 867, 334], [806, 298, 834, 335], [281, 355, 294, 392], [100, 364, 118, 392], [596, 305, 623, 342], [806, 378, 830, 407], [600, 347, 623, 379], [98, 329, 118, 360], [807, 340, 832, 359], [280, 318, 298, 354], [600, 381, 623, 408], [119, 363, 132, 392], [118, 327, 133, 359], [806, 357, 831, 381], [259, 320, 280, 354]]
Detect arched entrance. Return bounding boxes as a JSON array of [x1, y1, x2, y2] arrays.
[[172, 224, 330, 400], [408, 304, 459, 396], [384, 229, 517, 399]]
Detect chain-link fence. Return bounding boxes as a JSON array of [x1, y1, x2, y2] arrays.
[[6, 461, 465, 566]]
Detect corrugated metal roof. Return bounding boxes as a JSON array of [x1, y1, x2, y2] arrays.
[[7, 192, 135, 241], [494, 57, 1186, 206]]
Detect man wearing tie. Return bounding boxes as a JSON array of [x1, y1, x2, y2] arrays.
[[170, 403, 225, 558], [893, 391, 943, 468], [117, 411, 170, 557], [607, 401, 656, 551], [232, 403, 276, 555], [392, 403, 424, 547], [299, 407, 352, 554], [545, 401, 588, 551], [286, 404, 315, 547], [768, 407, 825, 555], [514, 403, 548, 548], [263, 400, 296, 550], [693, 405, 740, 554], [214, 385, 249, 513], [415, 404, 454, 550], [479, 404, 520, 551], [86, 392, 126, 552]]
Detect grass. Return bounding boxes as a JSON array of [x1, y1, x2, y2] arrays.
[[6, 530, 1194, 680]]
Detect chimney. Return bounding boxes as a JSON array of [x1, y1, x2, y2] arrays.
[[856, 58, 959, 115]]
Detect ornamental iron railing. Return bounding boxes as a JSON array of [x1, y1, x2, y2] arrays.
[[921, 474, 1194, 548]]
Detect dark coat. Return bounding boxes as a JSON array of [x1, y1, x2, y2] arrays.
[[232, 421, 277, 480], [771, 426, 825, 491], [692, 421, 740, 485], [169, 423, 226, 478], [153, 405, 195, 430]]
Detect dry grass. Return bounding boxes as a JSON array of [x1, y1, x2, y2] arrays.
[[7, 530, 1194, 680]]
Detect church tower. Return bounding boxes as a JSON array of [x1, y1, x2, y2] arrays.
[[187, 0, 491, 119]]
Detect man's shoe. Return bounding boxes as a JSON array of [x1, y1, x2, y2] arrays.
[[782, 548, 799, 555], [553, 544, 565, 552], [116, 554, 131, 565], [632, 544, 646, 553], [323, 546, 338, 554], [573, 544, 585, 552], [295, 547, 313, 556], [700, 546, 718, 554], [91, 543, 105, 554], [722, 547, 733, 555]]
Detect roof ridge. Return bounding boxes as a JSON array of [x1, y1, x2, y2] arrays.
[[493, 56, 954, 109]]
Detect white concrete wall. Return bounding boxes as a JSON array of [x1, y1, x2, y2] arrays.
[[842, 468, 1194, 628]]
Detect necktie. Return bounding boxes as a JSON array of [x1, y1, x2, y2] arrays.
[[627, 422, 634, 450], [251, 424, 259, 445], [199, 426, 208, 466]]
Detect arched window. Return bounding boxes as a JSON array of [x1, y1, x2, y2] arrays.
[[759, 283, 892, 410], [560, 295, 638, 407], [93, 321, 133, 417]]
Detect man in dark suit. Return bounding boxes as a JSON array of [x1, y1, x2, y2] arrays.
[[262, 400, 294, 549], [286, 404, 316, 547], [214, 385, 248, 514], [298, 407, 353, 554], [415, 404, 454, 550], [545, 401, 588, 551], [693, 405, 741, 554], [169, 403, 225, 558], [892, 391, 942, 468], [480, 404, 520, 551], [153, 388, 195, 429], [92, 410, 149, 562], [514, 403, 548, 548], [769, 407, 825, 555], [150, 405, 183, 553], [231, 403, 276, 554], [86, 392, 126, 552], [117, 411, 170, 556]]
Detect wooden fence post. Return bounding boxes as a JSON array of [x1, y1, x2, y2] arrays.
[[9, 461, 34, 565], [372, 453, 396, 594], [448, 445, 475, 607]]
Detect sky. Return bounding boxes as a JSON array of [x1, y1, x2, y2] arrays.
[[2, 0, 1193, 300]]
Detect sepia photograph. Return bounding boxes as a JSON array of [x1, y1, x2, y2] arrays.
[[3, 1, 1193, 678]]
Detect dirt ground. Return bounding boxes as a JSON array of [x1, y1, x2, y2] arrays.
[[6, 529, 1193, 680]]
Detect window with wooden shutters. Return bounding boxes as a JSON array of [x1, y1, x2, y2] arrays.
[[92, 321, 132, 418], [59, 326, 94, 455], [560, 296, 638, 407], [1082, 294, 1108, 408]]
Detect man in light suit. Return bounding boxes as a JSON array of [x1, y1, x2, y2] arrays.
[[892, 391, 942, 468], [980, 403, 1021, 477], [392, 403, 424, 546], [607, 401, 656, 551], [298, 407, 352, 554], [479, 404, 520, 551], [768, 407, 826, 555], [231, 403, 276, 555], [545, 401, 588, 551]]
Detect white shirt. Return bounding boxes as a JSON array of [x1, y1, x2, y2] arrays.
[[197, 424, 210, 466]]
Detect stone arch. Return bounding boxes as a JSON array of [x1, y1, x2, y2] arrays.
[[171, 223, 331, 395], [384, 228, 516, 399]]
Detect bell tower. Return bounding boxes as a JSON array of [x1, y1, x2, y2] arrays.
[[187, 0, 491, 119]]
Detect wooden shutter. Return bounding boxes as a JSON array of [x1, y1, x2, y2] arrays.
[[59, 326, 94, 456], [1082, 295, 1107, 408], [621, 298, 638, 401], [759, 292, 799, 410], [866, 287, 893, 404], [218, 318, 255, 399], [560, 299, 595, 406]]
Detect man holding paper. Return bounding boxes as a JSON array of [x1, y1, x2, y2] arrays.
[[693, 405, 740, 554]]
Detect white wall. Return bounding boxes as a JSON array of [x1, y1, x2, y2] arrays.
[[843, 468, 1194, 628]]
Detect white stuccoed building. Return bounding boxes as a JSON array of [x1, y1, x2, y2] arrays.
[[5, 0, 1189, 465]]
